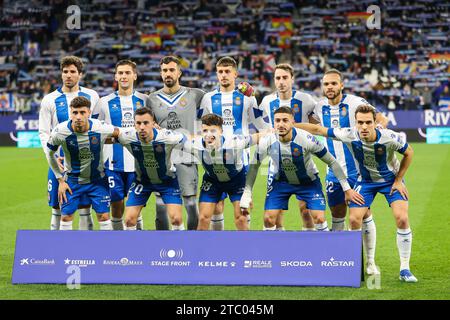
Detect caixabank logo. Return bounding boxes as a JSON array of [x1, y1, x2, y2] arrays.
[[19, 258, 55, 266]]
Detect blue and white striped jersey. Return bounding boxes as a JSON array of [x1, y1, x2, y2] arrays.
[[92, 91, 147, 172], [118, 128, 186, 184], [259, 90, 316, 126], [39, 86, 100, 156], [328, 127, 408, 183], [47, 119, 114, 184], [184, 135, 252, 182], [200, 89, 269, 136], [313, 94, 371, 180], [255, 128, 329, 185]]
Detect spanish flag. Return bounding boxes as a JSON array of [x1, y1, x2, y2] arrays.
[[271, 17, 293, 32], [156, 23, 176, 39], [140, 34, 161, 48], [346, 12, 371, 22]]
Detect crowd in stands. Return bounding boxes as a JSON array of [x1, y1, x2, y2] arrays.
[[1, 0, 449, 115]]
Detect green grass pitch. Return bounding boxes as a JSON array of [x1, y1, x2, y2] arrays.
[[0, 143, 449, 300]]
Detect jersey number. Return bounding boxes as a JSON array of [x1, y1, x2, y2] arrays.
[[108, 176, 115, 188], [326, 181, 334, 193]]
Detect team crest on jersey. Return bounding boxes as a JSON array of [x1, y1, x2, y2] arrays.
[[293, 104, 300, 113], [376, 147, 384, 155], [90, 136, 98, 145], [293, 148, 301, 157], [135, 101, 142, 108], [234, 96, 242, 106], [340, 106, 347, 117], [179, 97, 187, 107], [155, 145, 164, 153]]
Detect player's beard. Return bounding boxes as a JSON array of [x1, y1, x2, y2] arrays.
[[325, 89, 341, 100], [164, 77, 176, 88]]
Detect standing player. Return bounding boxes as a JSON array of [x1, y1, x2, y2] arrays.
[[146, 56, 205, 230], [184, 114, 264, 230], [45, 97, 117, 230], [201, 56, 269, 230], [117, 107, 186, 230], [295, 105, 417, 282], [299, 69, 388, 274], [92, 60, 147, 230], [240, 107, 364, 230], [259, 63, 317, 231], [39, 56, 99, 230]]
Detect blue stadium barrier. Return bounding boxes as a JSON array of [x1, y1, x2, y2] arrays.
[[12, 230, 362, 287]]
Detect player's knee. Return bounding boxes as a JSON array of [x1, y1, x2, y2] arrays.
[[198, 214, 210, 225], [61, 215, 72, 222], [396, 215, 409, 228], [125, 216, 136, 227], [264, 214, 276, 227], [348, 215, 362, 229], [331, 205, 346, 218], [170, 216, 182, 226], [97, 213, 110, 222], [235, 214, 247, 225], [300, 208, 311, 219], [214, 203, 224, 215]]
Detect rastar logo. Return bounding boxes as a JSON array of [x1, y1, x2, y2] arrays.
[[321, 257, 355, 267]]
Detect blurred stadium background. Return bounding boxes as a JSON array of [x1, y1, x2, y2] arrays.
[[0, 0, 449, 300]]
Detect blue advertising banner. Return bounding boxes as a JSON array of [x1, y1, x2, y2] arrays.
[[12, 230, 362, 287]]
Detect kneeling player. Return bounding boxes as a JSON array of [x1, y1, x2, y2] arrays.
[[46, 97, 117, 230], [184, 114, 263, 230], [117, 107, 185, 230], [240, 107, 363, 230], [296, 105, 417, 282]]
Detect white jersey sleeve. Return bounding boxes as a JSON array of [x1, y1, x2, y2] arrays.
[[91, 95, 107, 120], [38, 95, 54, 155], [328, 127, 356, 143], [117, 127, 137, 145], [384, 129, 409, 154], [303, 132, 328, 156], [157, 129, 186, 145]]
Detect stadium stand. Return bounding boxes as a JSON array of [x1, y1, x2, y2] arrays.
[[0, 0, 449, 114]]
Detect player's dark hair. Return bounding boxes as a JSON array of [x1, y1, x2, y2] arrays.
[[275, 63, 294, 77], [115, 59, 137, 73], [160, 55, 181, 68], [274, 106, 294, 117], [355, 104, 376, 121], [134, 107, 155, 120], [323, 68, 344, 82], [70, 96, 91, 109], [201, 114, 223, 128], [60, 56, 84, 73], [216, 56, 237, 69]]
